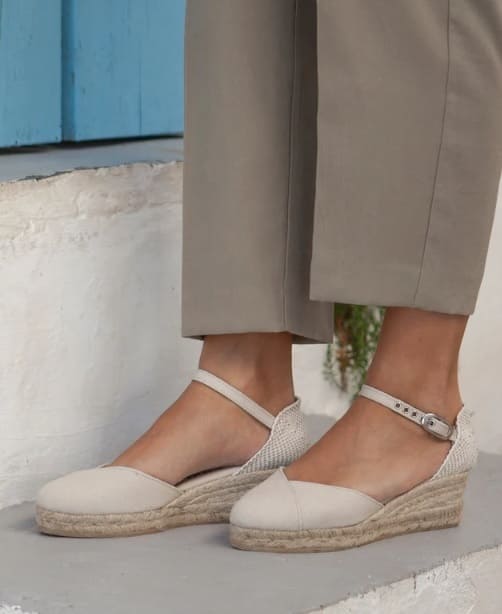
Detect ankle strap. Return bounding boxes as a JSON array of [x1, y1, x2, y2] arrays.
[[192, 369, 275, 429], [359, 385, 456, 442]]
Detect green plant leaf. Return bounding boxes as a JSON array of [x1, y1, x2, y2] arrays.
[[324, 304, 385, 398]]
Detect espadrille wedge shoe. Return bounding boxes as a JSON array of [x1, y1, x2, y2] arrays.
[[229, 384, 477, 553], [36, 369, 309, 538]]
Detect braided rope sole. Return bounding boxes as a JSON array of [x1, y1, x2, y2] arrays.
[[229, 472, 468, 553], [36, 470, 273, 538]]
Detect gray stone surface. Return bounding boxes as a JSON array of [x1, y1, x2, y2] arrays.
[[0, 433, 501, 613], [0, 138, 184, 182]]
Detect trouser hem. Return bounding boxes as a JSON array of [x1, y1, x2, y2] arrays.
[[182, 317, 334, 345]]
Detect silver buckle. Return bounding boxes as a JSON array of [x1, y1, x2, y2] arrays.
[[420, 413, 454, 440]]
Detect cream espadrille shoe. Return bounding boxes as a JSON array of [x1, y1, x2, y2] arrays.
[[229, 384, 477, 553], [36, 369, 309, 538]]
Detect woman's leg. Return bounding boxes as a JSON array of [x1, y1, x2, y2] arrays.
[[182, 0, 332, 344], [311, 0, 502, 313], [229, 0, 501, 553], [292, 0, 501, 498], [38, 3, 319, 538], [285, 0, 501, 502], [286, 308, 466, 501], [113, 0, 326, 485]]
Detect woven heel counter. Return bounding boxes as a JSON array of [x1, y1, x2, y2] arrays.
[[238, 403, 309, 474], [434, 408, 478, 480], [291, 409, 310, 460]]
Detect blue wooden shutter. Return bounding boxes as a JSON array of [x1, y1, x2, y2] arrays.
[[62, 0, 185, 141], [0, 0, 62, 147]]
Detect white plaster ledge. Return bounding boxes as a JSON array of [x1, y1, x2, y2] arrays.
[[0, 606, 38, 614], [314, 545, 502, 614]]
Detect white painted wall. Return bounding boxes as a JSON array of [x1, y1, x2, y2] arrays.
[[0, 163, 500, 510], [0, 163, 196, 509]]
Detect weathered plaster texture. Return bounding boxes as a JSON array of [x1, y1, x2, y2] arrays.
[[317, 545, 502, 614], [0, 162, 500, 510], [0, 162, 196, 509]]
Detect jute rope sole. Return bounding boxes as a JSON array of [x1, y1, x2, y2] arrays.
[[229, 472, 468, 553], [36, 469, 273, 538]]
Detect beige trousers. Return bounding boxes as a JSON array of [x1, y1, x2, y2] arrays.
[[182, 0, 502, 343]]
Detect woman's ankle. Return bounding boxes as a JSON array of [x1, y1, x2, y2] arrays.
[[365, 365, 463, 422], [198, 332, 295, 413], [364, 307, 467, 421]]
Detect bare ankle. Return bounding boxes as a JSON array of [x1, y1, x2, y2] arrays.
[[198, 333, 294, 413], [364, 307, 467, 421], [366, 360, 463, 422]]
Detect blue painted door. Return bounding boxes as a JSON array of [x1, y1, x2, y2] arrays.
[[63, 0, 185, 141], [0, 0, 184, 147], [0, 0, 62, 147]]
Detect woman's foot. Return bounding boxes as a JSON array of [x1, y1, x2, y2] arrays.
[[285, 392, 454, 502], [229, 383, 473, 552], [229, 309, 475, 553], [287, 307, 466, 502], [37, 332, 312, 537], [112, 332, 295, 485]]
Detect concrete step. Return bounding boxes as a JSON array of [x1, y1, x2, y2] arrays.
[[0, 445, 501, 614]]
